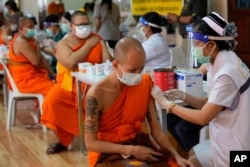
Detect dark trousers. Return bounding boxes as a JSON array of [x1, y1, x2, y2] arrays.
[[105, 40, 118, 49], [167, 113, 203, 152]]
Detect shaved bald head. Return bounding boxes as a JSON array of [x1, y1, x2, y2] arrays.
[[114, 37, 146, 64], [18, 17, 34, 31]]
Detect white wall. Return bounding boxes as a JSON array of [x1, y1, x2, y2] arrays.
[[20, 0, 39, 21], [208, 0, 228, 20], [61, 0, 89, 11]]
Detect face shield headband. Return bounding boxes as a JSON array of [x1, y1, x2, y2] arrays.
[[138, 16, 162, 28], [189, 32, 234, 43], [43, 21, 59, 27]]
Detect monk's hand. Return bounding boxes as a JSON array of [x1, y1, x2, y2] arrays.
[[132, 146, 163, 162], [164, 89, 185, 101], [151, 85, 172, 109], [175, 155, 194, 167], [86, 36, 100, 48]]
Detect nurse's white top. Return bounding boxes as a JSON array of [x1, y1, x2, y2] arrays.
[[142, 33, 171, 69], [206, 50, 250, 167]]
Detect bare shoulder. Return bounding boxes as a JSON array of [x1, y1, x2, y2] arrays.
[[57, 37, 69, 48], [87, 76, 114, 100], [87, 77, 110, 97], [13, 36, 30, 51]]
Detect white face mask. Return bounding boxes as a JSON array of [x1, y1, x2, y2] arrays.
[[117, 64, 143, 86], [10, 24, 17, 31], [75, 25, 91, 39]]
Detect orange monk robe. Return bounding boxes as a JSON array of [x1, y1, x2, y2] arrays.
[[41, 33, 103, 146], [47, 1, 65, 16], [0, 29, 6, 70], [0, 30, 5, 45], [8, 35, 54, 96], [88, 75, 178, 167]]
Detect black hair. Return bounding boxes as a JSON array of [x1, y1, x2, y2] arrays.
[[62, 11, 72, 22], [24, 13, 37, 25], [101, 0, 112, 11], [44, 14, 59, 23], [71, 11, 87, 23], [194, 20, 237, 51], [143, 12, 168, 34], [84, 2, 95, 12], [5, 0, 19, 12]]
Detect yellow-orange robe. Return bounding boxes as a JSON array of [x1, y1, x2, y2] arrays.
[[41, 33, 103, 146], [8, 35, 54, 96], [89, 75, 178, 167]]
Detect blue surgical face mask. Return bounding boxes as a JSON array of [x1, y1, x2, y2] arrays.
[[46, 28, 54, 38], [25, 29, 35, 38], [60, 23, 70, 34], [117, 64, 143, 86]]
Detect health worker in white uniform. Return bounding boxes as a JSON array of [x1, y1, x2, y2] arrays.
[[137, 12, 171, 69], [151, 12, 250, 167]]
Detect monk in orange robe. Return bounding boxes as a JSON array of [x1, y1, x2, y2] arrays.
[[8, 16, 55, 125], [0, 17, 17, 70], [85, 37, 193, 167], [41, 11, 112, 154]]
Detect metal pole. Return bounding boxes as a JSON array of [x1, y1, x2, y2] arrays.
[[76, 78, 87, 155]]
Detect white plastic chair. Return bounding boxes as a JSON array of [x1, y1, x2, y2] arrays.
[[1, 60, 47, 132]]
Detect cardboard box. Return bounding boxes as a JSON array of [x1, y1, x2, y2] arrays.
[[175, 70, 204, 97]]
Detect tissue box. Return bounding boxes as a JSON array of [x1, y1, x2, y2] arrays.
[[175, 70, 203, 97]]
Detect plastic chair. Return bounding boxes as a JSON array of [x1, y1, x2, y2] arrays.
[[1, 59, 47, 132]]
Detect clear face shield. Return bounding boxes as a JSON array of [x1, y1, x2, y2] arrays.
[[188, 31, 235, 68], [133, 17, 162, 43]]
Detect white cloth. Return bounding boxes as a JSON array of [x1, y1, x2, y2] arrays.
[[195, 50, 250, 167], [193, 140, 213, 167], [142, 33, 171, 69]]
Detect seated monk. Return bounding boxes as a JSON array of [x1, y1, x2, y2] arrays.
[[0, 17, 17, 70], [0, 17, 17, 45], [41, 11, 112, 154], [8, 16, 55, 127], [84, 37, 193, 167]]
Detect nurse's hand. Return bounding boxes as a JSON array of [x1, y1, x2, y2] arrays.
[[164, 89, 185, 101], [151, 85, 171, 108]]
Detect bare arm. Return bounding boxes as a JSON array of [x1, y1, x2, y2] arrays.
[[147, 100, 179, 159], [195, 63, 207, 76], [1, 29, 10, 45], [172, 102, 223, 126], [84, 88, 164, 162], [35, 41, 55, 76], [42, 46, 55, 55], [95, 18, 101, 33], [14, 38, 42, 65], [167, 13, 192, 24], [55, 36, 100, 69], [183, 93, 207, 109], [84, 95, 132, 155], [100, 40, 112, 62], [147, 99, 193, 167]]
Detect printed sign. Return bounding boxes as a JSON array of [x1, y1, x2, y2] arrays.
[[131, 0, 183, 15]]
